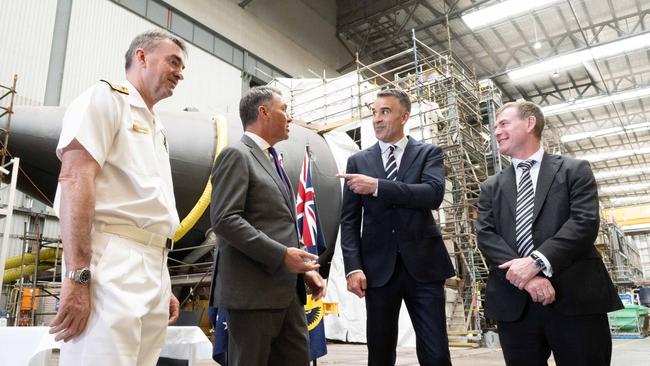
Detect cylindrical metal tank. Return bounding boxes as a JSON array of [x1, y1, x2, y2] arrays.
[[7, 106, 341, 274]]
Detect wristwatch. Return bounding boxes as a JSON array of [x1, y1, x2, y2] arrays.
[[65, 267, 92, 285], [530, 253, 547, 271]]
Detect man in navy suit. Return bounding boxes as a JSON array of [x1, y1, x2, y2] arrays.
[[338, 89, 454, 366]]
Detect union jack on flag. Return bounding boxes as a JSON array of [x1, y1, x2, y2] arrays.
[[296, 149, 326, 256]]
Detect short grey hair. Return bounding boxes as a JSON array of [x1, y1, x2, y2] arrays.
[[239, 86, 282, 128], [124, 30, 187, 70], [377, 88, 411, 113], [497, 101, 545, 138]]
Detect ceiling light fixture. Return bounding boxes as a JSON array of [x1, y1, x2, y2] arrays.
[[560, 121, 650, 143], [508, 32, 650, 80], [542, 86, 650, 116], [594, 166, 650, 180], [578, 146, 650, 163], [462, 0, 563, 30], [533, 20, 542, 49]]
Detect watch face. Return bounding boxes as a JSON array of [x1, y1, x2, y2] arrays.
[[78, 268, 91, 284]]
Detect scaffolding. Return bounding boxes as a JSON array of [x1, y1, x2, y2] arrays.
[[607, 222, 644, 291], [4, 216, 63, 326], [270, 33, 499, 336], [0, 74, 17, 168], [595, 216, 615, 276]]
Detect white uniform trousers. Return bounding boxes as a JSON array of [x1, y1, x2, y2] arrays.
[[59, 229, 171, 366]]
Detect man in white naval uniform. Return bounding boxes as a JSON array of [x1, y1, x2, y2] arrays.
[[49, 30, 187, 365]]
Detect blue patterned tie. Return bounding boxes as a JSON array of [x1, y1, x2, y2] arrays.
[[385, 145, 398, 181], [515, 160, 536, 257], [268, 147, 289, 192]]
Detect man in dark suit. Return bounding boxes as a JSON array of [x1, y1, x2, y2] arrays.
[[477, 101, 622, 366], [338, 88, 454, 366], [209, 86, 326, 366]]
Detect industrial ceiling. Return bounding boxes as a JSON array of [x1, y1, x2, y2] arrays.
[[335, 0, 650, 207]]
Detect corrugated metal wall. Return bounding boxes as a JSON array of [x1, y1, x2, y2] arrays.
[[60, 0, 242, 116], [0, 0, 57, 105], [2, 0, 247, 270], [59, 0, 155, 105]]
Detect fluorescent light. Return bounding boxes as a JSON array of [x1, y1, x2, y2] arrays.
[[561, 122, 650, 143], [600, 182, 650, 195], [462, 0, 562, 30], [508, 32, 650, 80], [578, 146, 650, 163], [595, 167, 650, 180], [542, 86, 650, 116]]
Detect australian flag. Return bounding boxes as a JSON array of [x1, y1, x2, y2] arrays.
[[209, 306, 228, 365], [295, 147, 328, 361]]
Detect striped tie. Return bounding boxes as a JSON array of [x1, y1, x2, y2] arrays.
[[515, 160, 536, 257], [385, 145, 398, 181]]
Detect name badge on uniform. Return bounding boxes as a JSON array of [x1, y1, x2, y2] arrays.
[[132, 122, 149, 134]]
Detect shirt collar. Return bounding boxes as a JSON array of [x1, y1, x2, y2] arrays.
[[244, 131, 271, 152], [123, 80, 147, 109], [512, 146, 545, 170], [123, 80, 163, 130], [379, 136, 408, 154]]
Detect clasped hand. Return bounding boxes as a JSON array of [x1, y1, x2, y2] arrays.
[[499, 257, 555, 305], [499, 257, 540, 289]]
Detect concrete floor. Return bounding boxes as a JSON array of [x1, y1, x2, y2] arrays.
[[315, 338, 650, 366], [49, 337, 650, 365]]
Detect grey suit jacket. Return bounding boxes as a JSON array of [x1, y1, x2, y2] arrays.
[[209, 134, 301, 309], [477, 153, 622, 321]]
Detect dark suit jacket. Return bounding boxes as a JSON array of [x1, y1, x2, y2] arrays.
[[340, 137, 454, 288], [209, 134, 304, 309], [477, 153, 622, 321]]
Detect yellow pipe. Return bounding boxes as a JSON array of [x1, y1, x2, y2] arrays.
[[3, 265, 51, 284], [173, 115, 228, 242], [4, 117, 227, 270], [4, 248, 62, 270]]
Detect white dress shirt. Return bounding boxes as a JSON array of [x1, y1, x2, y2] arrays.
[[374, 136, 408, 196], [244, 131, 272, 159]]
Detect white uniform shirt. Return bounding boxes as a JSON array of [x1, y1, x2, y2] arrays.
[[54, 80, 179, 238]]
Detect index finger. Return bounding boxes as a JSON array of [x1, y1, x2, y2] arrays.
[[336, 173, 355, 180]]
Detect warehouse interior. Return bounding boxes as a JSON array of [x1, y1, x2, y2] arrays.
[[1, 0, 650, 364]]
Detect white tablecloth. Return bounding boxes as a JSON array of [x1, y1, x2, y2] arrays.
[[0, 326, 213, 366]]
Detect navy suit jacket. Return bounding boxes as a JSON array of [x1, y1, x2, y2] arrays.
[[477, 153, 622, 321], [340, 137, 454, 288]]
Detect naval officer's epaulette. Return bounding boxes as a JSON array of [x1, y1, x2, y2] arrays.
[[100, 79, 129, 95]]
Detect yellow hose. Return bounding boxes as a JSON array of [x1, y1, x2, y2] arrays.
[[3, 265, 52, 284], [4, 248, 62, 270], [172, 115, 228, 242]]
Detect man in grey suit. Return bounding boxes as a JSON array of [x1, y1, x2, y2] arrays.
[[477, 101, 622, 365], [209, 86, 326, 365]]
